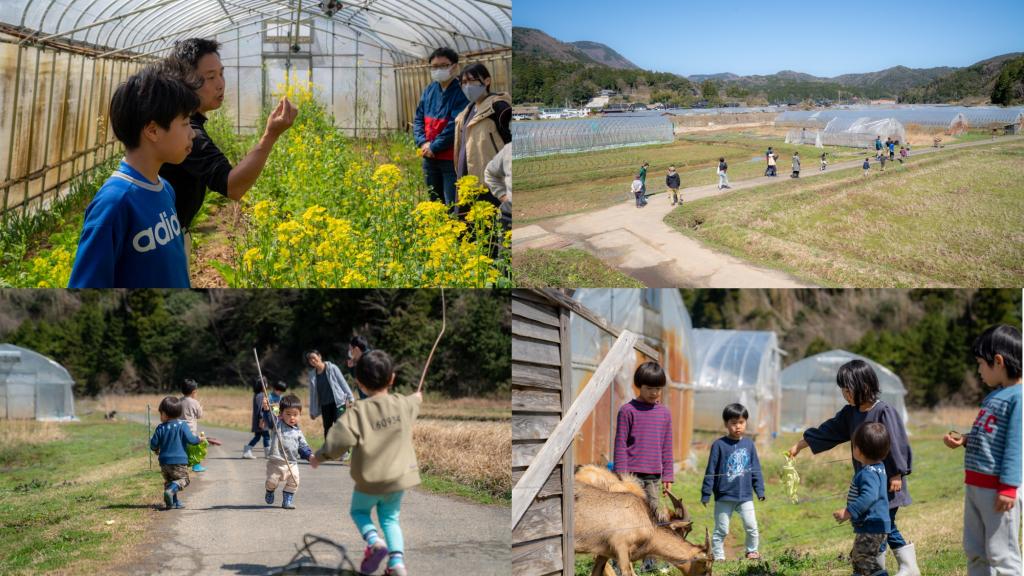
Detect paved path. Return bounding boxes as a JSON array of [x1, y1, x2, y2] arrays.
[[114, 419, 510, 576], [513, 135, 1021, 287]]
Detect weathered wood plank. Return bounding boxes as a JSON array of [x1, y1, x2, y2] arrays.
[[512, 298, 560, 327], [559, 306, 575, 576], [538, 288, 660, 359], [514, 289, 560, 306], [512, 536, 563, 576], [513, 496, 563, 542], [512, 317, 561, 343], [513, 413, 561, 441], [512, 330, 639, 528], [512, 388, 562, 413], [512, 336, 560, 367], [512, 442, 544, 468], [512, 363, 562, 390], [513, 466, 562, 499]]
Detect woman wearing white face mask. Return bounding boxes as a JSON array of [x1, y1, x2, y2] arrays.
[[413, 47, 470, 207], [452, 63, 511, 210]]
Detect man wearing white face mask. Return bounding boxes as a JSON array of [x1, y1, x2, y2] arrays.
[[413, 47, 470, 207]]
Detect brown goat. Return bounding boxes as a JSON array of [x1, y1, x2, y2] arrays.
[[574, 483, 712, 576]]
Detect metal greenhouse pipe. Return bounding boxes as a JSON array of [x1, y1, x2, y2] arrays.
[[26, 0, 183, 46], [40, 49, 60, 210], [354, 31, 359, 138]]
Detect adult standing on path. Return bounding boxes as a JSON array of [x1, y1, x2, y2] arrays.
[[766, 147, 777, 177], [717, 157, 731, 190], [161, 38, 297, 269], [638, 161, 650, 206], [413, 47, 470, 207], [875, 136, 883, 159], [305, 350, 355, 438]]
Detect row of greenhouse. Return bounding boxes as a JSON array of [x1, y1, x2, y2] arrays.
[[568, 289, 910, 471]]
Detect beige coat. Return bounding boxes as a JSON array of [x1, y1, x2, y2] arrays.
[[453, 92, 511, 190]]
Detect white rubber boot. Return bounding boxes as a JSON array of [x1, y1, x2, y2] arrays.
[[242, 445, 255, 459], [893, 542, 921, 576], [876, 548, 888, 575]]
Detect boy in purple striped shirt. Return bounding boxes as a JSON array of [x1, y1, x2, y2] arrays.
[[614, 361, 674, 514]]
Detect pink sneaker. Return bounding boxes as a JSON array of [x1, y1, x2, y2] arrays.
[[360, 542, 388, 574]]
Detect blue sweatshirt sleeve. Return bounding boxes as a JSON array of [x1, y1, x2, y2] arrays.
[[750, 443, 765, 498], [182, 424, 201, 446], [846, 470, 881, 521], [150, 427, 161, 452], [429, 84, 469, 154], [701, 441, 720, 503], [413, 93, 427, 147], [68, 191, 125, 288], [804, 407, 851, 454], [1000, 389, 1022, 488]]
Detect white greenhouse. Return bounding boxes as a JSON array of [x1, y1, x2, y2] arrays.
[[786, 117, 908, 149], [0, 343, 77, 420], [0, 0, 511, 218], [780, 349, 909, 433]]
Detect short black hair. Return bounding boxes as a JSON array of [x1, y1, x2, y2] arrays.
[[159, 396, 183, 418], [272, 381, 288, 392], [166, 38, 221, 73], [109, 64, 200, 149], [973, 324, 1022, 380], [181, 378, 198, 396], [428, 46, 458, 65], [633, 361, 666, 388], [722, 403, 748, 422], [305, 349, 321, 364], [356, 350, 394, 391], [350, 336, 369, 352], [461, 63, 492, 84], [279, 394, 302, 413], [852, 422, 890, 462], [252, 376, 268, 394], [836, 359, 879, 407]]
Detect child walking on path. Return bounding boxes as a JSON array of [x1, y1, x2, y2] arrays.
[[265, 394, 316, 509], [820, 152, 828, 171], [631, 174, 645, 208], [613, 361, 673, 572], [943, 325, 1021, 576], [717, 158, 731, 190], [666, 166, 681, 205], [788, 359, 920, 576], [149, 396, 201, 510], [180, 379, 207, 472], [790, 152, 801, 178], [834, 422, 893, 576], [863, 158, 871, 176], [701, 403, 765, 561], [313, 350, 422, 576]]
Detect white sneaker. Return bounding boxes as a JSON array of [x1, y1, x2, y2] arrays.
[[242, 445, 255, 459]]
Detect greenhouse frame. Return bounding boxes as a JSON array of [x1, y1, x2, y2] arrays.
[[0, 343, 76, 420], [775, 106, 1024, 133], [780, 349, 909, 433], [691, 328, 783, 446], [0, 0, 511, 219], [511, 115, 675, 159], [786, 117, 908, 148]]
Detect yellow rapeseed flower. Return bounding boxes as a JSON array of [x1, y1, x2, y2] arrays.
[[372, 163, 402, 189]]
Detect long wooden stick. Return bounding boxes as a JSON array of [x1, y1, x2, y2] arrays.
[[417, 288, 446, 394]]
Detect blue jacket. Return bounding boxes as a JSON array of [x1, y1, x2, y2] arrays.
[[69, 160, 189, 288], [846, 462, 891, 534], [413, 79, 469, 161], [150, 418, 201, 465], [701, 436, 765, 504], [965, 384, 1021, 495]]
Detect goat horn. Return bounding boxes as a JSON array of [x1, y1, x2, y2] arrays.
[[664, 488, 689, 522]]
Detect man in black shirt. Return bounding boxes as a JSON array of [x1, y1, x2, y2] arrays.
[[160, 38, 297, 267]]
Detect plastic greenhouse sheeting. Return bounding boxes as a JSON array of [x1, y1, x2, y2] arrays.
[[691, 329, 782, 441], [0, 343, 76, 420], [776, 106, 1024, 130], [512, 115, 675, 159], [786, 117, 907, 148], [780, 349, 908, 433]]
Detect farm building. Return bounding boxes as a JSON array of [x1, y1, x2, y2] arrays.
[[0, 0, 510, 219], [511, 115, 675, 159], [0, 343, 76, 420], [780, 349, 909, 433], [512, 289, 660, 576], [691, 329, 783, 445], [570, 288, 697, 471]]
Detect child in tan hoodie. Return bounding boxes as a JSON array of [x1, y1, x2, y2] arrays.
[[312, 350, 420, 576]]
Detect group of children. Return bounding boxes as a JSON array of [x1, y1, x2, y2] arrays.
[[148, 348, 419, 576], [611, 324, 1021, 576]]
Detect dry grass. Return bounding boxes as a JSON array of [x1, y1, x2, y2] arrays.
[[0, 419, 66, 449], [413, 419, 511, 499], [909, 406, 979, 430]]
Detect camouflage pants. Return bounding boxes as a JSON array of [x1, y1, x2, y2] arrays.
[[851, 532, 887, 575], [160, 464, 190, 490]]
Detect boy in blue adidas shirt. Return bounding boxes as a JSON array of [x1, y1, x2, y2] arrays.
[[69, 64, 198, 287], [944, 324, 1021, 576], [150, 396, 202, 510], [834, 422, 892, 576]]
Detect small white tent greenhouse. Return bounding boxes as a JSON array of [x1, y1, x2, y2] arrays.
[[691, 329, 783, 445], [0, 343, 76, 420], [780, 349, 908, 433]]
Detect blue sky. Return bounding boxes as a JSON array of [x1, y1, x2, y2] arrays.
[[513, 0, 1024, 77]]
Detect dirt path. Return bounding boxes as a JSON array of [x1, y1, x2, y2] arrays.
[[190, 201, 242, 289], [513, 135, 1021, 287], [113, 419, 510, 575]]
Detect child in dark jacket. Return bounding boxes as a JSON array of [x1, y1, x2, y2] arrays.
[[944, 325, 1021, 576], [834, 422, 892, 576], [150, 396, 201, 510], [666, 166, 681, 205], [788, 359, 918, 575], [701, 403, 765, 561], [244, 378, 286, 459]]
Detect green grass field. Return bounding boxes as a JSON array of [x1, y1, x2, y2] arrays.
[[575, 414, 972, 576], [514, 248, 645, 288], [664, 139, 1024, 287], [0, 416, 156, 575]]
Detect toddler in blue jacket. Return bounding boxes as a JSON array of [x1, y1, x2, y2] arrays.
[[149, 396, 201, 510], [834, 422, 891, 576]]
